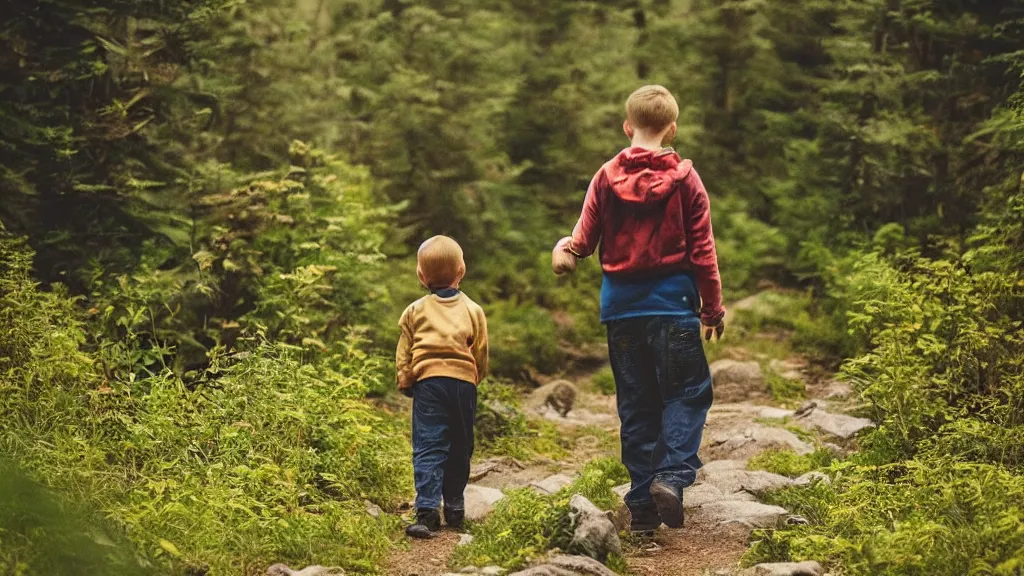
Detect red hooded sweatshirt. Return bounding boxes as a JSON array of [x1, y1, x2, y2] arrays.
[[567, 147, 725, 326]]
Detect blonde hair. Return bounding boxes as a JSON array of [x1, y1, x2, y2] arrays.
[[417, 235, 465, 289], [625, 85, 679, 132]]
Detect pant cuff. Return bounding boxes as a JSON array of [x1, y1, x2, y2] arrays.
[[414, 498, 441, 510]]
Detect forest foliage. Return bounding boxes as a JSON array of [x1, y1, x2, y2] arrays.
[[2, 0, 1024, 574]]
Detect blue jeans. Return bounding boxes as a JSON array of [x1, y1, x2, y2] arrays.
[[412, 377, 477, 510], [607, 314, 713, 507]]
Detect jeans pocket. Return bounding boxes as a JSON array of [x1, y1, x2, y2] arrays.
[[413, 384, 448, 418], [663, 318, 709, 399]]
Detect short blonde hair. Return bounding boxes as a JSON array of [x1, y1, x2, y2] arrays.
[[625, 85, 679, 132], [418, 235, 465, 289]]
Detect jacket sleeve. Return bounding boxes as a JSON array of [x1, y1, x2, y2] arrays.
[[566, 168, 604, 258], [396, 306, 415, 391], [471, 306, 489, 383], [682, 168, 726, 325]]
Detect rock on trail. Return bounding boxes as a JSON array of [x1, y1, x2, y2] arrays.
[[267, 565, 346, 576], [530, 473, 574, 495], [706, 424, 813, 461], [698, 459, 796, 494], [507, 555, 619, 576], [793, 401, 874, 439], [567, 495, 621, 562], [703, 402, 812, 461], [613, 459, 796, 529], [747, 561, 824, 576], [464, 484, 505, 522], [710, 360, 766, 402]]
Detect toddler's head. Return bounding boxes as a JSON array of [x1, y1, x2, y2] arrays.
[[624, 85, 679, 144], [417, 235, 465, 290]]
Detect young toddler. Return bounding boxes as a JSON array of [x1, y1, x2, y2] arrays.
[[396, 235, 488, 538]]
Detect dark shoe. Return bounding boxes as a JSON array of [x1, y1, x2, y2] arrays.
[[405, 523, 433, 539], [650, 481, 684, 529], [405, 508, 440, 539], [443, 506, 465, 530], [628, 501, 661, 534]]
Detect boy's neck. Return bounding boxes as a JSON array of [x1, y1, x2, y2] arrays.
[[630, 133, 665, 151]]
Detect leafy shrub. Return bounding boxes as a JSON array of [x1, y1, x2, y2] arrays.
[[712, 198, 789, 300], [746, 193, 1024, 574], [749, 460, 1024, 574], [1, 233, 411, 574], [837, 250, 1024, 463], [87, 143, 396, 378], [486, 302, 563, 379]]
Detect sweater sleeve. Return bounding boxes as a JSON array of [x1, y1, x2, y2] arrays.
[[396, 306, 415, 391], [567, 168, 604, 258], [683, 168, 726, 326], [471, 305, 489, 383]]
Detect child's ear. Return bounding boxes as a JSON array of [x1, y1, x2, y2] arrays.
[[623, 120, 634, 139], [454, 265, 466, 288], [417, 266, 428, 289], [663, 122, 677, 145]]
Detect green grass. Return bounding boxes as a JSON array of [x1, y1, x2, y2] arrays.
[[766, 371, 806, 406], [590, 367, 617, 396], [451, 458, 629, 572], [747, 448, 835, 478]]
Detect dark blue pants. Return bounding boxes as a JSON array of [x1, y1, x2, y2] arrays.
[[412, 377, 477, 510], [607, 314, 713, 507]]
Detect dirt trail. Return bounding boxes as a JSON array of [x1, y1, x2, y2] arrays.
[[387, 297, 860, 576]]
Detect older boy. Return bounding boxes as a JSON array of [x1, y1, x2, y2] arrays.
[[397, 235, 489, 538], [552, 85, 725, 532]]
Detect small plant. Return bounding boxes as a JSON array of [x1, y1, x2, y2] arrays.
[[590, 367, 617, 395]]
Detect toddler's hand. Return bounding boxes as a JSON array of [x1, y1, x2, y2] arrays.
[[702, 321, 725, 342], [552, 237, 577, 275]]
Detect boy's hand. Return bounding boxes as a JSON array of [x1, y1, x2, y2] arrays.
[[552, 237, 577, 275], [703, 321, 725, 342]]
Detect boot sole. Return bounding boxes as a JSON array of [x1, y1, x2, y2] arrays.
[[650, 483, 683, 529], [405, 525, 435, 539]]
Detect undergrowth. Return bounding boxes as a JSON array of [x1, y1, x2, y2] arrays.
[[744, 215, 1024, 574], [0, 460, 145, 575], [475, 380, 567, 460], [1, 231, 411, 574], [750, 460, 1024, 574], [451, 458, 629, 572]]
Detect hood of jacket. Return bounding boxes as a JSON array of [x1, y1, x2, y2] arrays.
[[605, 146, 693, 205]]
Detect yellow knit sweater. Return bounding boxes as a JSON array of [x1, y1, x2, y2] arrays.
[[396, 292, 489, 391]]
